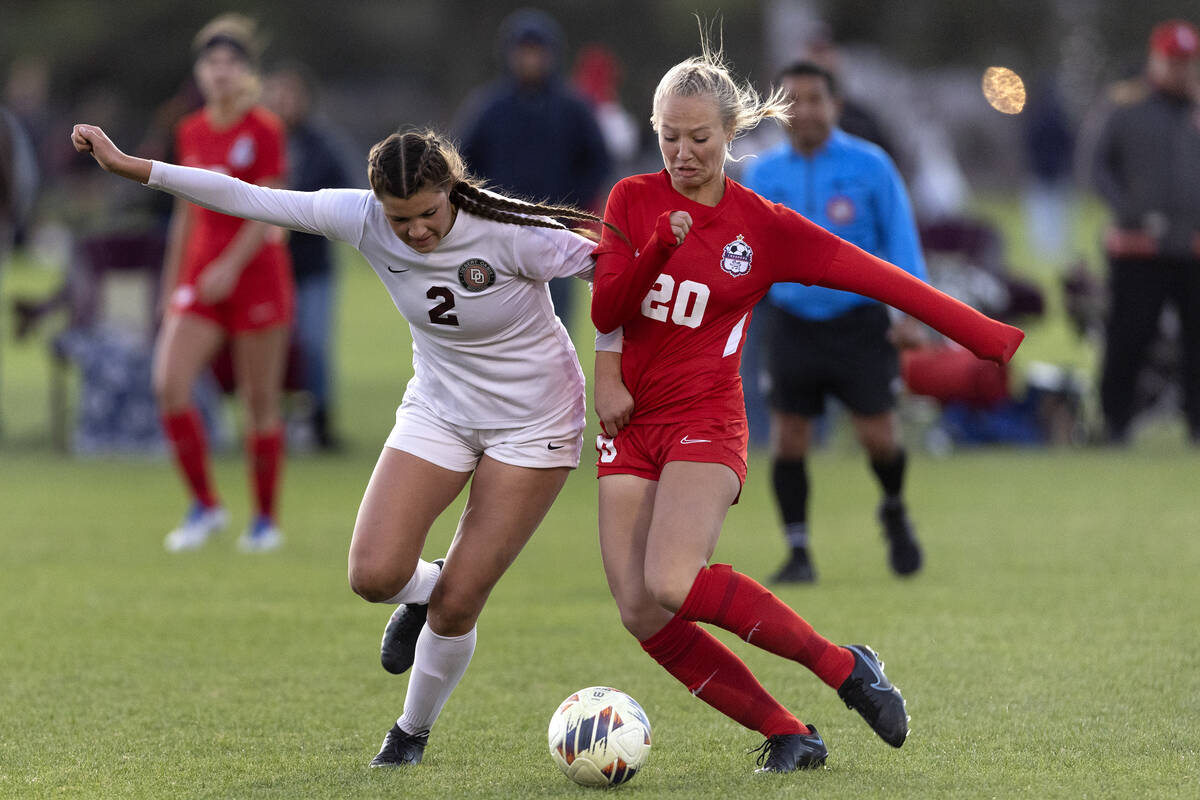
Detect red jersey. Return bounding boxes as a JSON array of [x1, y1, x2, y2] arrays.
[[174, 106, 288, 279], [593, 170, 1023, 426], [594, 171, 837, 423]]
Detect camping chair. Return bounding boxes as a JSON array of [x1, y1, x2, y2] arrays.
[[46, 232, 165, 451]]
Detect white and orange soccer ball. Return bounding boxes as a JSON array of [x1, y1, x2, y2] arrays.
[[548, 686, 652, 787]]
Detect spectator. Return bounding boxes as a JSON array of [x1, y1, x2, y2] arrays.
[[572, 43, 641, 183], [263, 61, 354, 451], [1091, 19, 1200, 445], [1023, 76, 1075, 263], [4, 58, 54, 202], [1, 103, 38, 262], [455, 7, 610, 332], [743, 61, 927, 583], [1, 104, 39, 439]]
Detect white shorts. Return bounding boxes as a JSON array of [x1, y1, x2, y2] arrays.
[[384, 393, 585, 473]]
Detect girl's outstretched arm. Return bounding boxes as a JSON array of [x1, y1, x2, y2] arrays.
[[72, 124, 151, 183]]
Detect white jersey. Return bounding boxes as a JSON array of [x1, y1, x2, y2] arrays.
[[148, 161, 602, 428]]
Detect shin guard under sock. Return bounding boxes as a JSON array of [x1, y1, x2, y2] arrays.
[[640, 614, 805, 736], [678, 564, 854, 688]]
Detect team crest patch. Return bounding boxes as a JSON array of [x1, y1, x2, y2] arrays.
[[228, 134, 256, 170], [720, 235, 753, 277], [458, 258, 496, 292], [826, 194, 857, 225]]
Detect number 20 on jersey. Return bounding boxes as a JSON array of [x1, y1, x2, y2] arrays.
[[641, 274, 709, 328]]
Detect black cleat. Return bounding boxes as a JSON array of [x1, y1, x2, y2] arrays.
[[879, 501, 922, 576], [369, 723, 429, 767], [837, 644, 909, 748], [770, 548, 816, 584], [380, 559, 444, 675], [751, 727, 828, 772]]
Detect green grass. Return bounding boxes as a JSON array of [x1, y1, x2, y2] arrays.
[[967, 191, 1107, 373], [2, 224, 1199, 798]]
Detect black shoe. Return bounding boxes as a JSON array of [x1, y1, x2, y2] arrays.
[[751, 727, 828, 772], [369, 723, 429, 767], [770, 548, 816, 584], [380, 559, 444, 675], [312, 406, 344, 452], [837, 644, 909, 748], [879, 501, 922, 576]]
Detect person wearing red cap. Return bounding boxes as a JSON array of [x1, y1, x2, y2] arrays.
[[1150, 19, 1200, 61], [1091, 18, 1200, 445]]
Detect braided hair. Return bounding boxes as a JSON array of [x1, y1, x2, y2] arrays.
[[367, 129, 626, 242]]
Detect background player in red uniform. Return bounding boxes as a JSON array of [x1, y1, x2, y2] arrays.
[[158, 15, 294, 552], [590, 35, 1023, 773]]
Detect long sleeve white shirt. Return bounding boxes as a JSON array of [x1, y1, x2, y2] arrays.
[[148, 161, 613, 427]]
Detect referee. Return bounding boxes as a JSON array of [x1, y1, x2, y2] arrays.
[[743, 61, 925, 583]]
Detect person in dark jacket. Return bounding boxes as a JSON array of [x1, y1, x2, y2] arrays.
[[1091, 19, 1200, 445], [454, 8, 610, 332], [264, 62, 353, 450]]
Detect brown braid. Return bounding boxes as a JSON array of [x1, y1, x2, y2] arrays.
[[367, 127, 630, 244]]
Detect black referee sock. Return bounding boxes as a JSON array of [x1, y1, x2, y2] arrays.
[[771, 458, 810, 548], [870, 448, 907, 502]]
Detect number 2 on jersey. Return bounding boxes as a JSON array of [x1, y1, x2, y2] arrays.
[[641, 274, 709, 328], [427, 286, 459, 326]]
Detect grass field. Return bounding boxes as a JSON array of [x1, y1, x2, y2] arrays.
[[2, 214, 1198, 798]]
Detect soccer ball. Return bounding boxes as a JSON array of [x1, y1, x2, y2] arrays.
[[548, 686, 652, 787]]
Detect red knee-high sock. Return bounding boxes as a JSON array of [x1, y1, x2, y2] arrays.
[[161, 408, 217, 508], [640, 614, 806, 737], [678, 564, 854, 689], [247, 428, 284, 520]]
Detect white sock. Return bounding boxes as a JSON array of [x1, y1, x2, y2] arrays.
[[383, 559, 442, 605], [396, 624, 477, 735]]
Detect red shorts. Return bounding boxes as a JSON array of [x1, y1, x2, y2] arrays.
[[170, 244, 294, 333], [595, 417, 749, 488]]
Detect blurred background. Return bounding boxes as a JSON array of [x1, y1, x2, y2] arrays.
[[1, 0, 1197, 455], [0, 0, 1178, 181]]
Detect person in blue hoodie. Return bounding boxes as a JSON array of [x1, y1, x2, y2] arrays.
[[454, 8, 610, 333], [743, 61, 927, 584]]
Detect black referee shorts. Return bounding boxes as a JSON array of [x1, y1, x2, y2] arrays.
[[764, 302, 900, 417]]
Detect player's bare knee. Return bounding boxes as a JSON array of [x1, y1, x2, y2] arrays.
[[347, 564, 404, 603], [153, 374, 190, 413], [242, 392, 280, 431], [854, 414, 899, 456], [427, 593, 481, 637], [770, 414, 812, 458], [618, 607, 657, 640], [860, 435, 900, 461], [644, 571, 689, 613]]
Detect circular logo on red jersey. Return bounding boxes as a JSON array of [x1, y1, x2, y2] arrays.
[[720, 235, 753, 277], [458, 259, 496, 292], [228, 134, 257, 170], [826, 194, 857, 225]]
